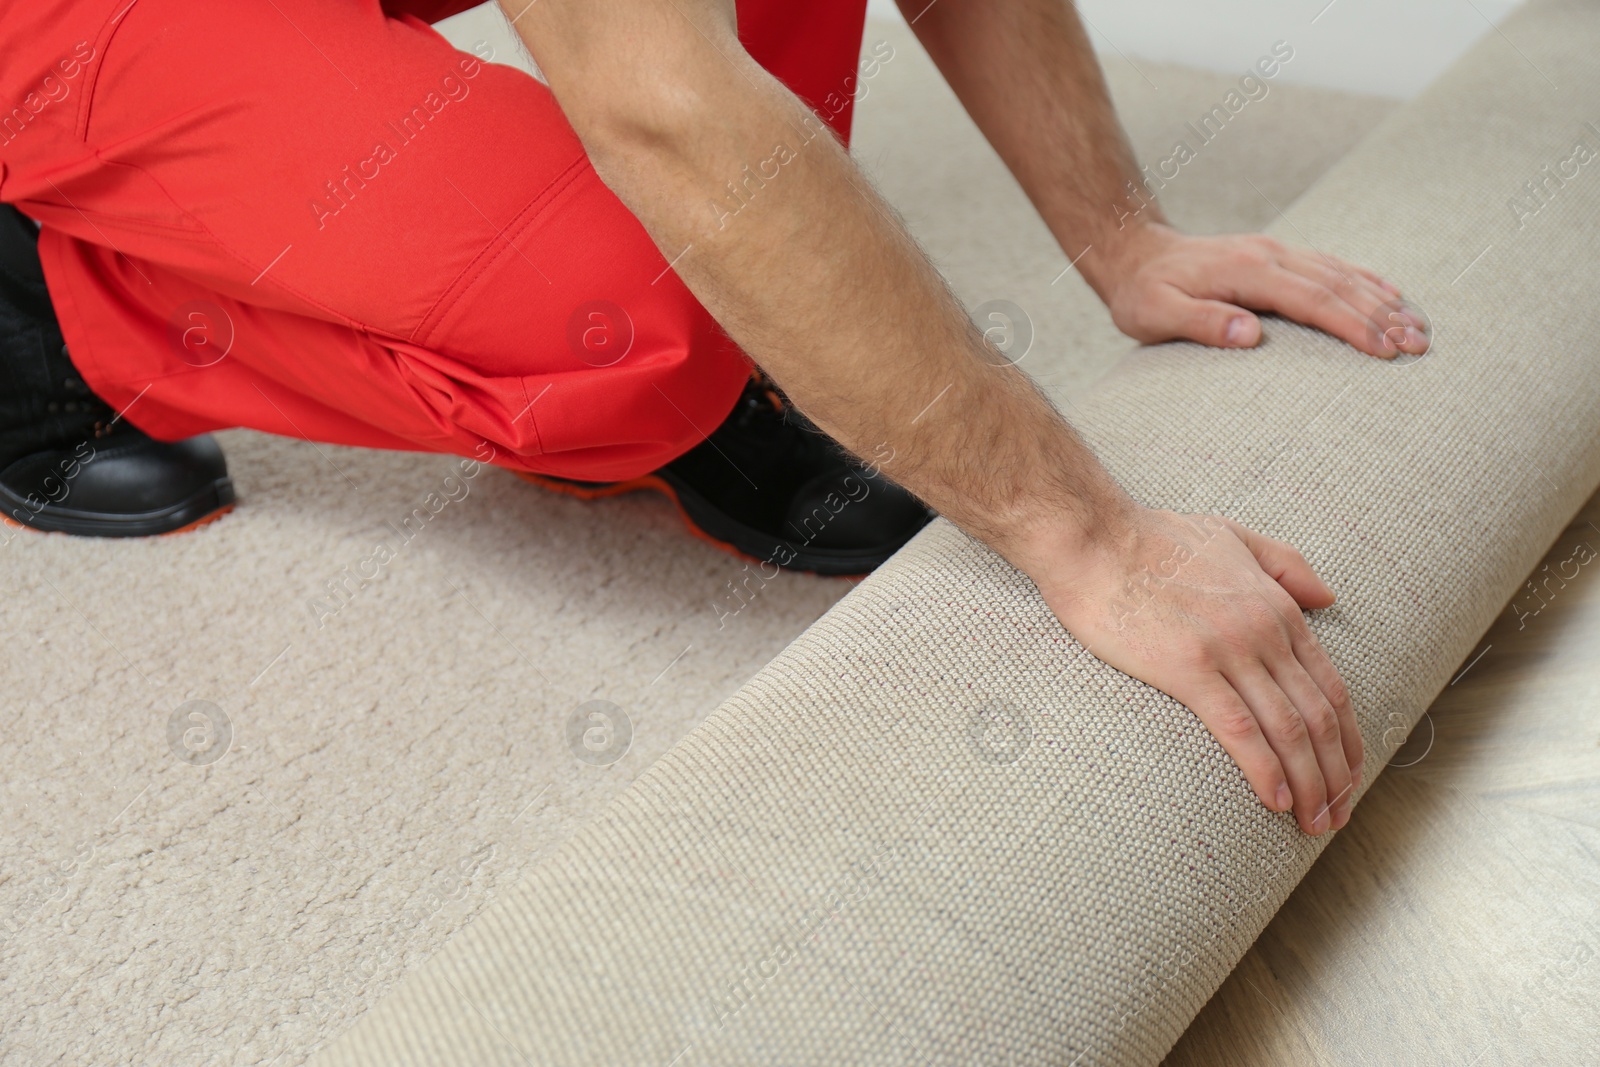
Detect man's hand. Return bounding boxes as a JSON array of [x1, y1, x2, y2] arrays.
[[505, 0, 1359, 832], [903, 0, 1425, 362], [1007, 507, 1363, 834], [1098, 222, 1428, 359]]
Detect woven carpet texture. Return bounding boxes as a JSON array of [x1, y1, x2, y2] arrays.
[[0, 12, 1411, 1067], [314, 1, 1600, 1064]]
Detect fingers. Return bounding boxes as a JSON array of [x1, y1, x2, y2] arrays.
[[1188, 238, 1424, 359], [1230, 263, 1422, 360], [1116, 232, 1421, 358], [1222, 518, 1335, 609], [1277, 248, 1429, 359], [1328, 253, 1400, 297], [1225, 664, 1332, 833], [1130, 283, 1262, 349], [1060, 506, 1361, 834], [1184, 674, 1292, 813], [1221, 518, 1360, 832], [1287, 621, 1364, 806], [1267, 647, 1355, 831], [1284, 248, 1394, 312]]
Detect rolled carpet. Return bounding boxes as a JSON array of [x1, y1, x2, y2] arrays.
[[315, 1, 1600, 1063]]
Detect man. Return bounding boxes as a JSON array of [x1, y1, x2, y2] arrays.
[[0, 0, 1424, 833]]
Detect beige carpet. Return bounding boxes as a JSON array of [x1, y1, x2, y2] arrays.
[[0, 12, 1394, 1066]]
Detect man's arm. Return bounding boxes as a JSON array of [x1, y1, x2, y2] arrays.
[[497, 0, 1359, 834], [898, 0, 1428, 358]]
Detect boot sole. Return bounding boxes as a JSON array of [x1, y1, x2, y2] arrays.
[[0, 478, 237, 538], [514, 470, 914, 578]]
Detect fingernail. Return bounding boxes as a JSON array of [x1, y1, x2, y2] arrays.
[[1226, 317, 1249, 345], [1312, 808, 1331, 834], [1333, 801, 1351, 830], [1382, 278, 1401, 295], [1405, 326, 1427, 350], [1275, 783, 1292, 811], [1352, 761, 1364, 787]]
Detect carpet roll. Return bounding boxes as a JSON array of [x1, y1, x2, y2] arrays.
[[315, 1, 1600, 1062]]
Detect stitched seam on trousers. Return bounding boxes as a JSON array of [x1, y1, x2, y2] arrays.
[[412, 152, 590, 349], [35, 198, 207, 237], [69, 3, 368, 333], [89, 153, 367, 330], [514, 377, 547, 457], [75, 0, 146, 142]]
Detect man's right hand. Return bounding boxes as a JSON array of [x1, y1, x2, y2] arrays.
[[1006, 505, 1362, 834], [501, 0, 1360, 834]]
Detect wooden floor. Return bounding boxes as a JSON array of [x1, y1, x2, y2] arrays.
[[1165, 493, 1600, 1065]]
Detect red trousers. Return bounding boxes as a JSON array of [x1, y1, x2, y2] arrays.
[[0, 0, 868, 481]]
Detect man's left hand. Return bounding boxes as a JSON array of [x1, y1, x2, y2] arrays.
[[1096, 222, 1429, 360]]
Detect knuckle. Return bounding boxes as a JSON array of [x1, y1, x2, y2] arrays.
[[1198, 304, 1230, 331], [1269, 711, 1310, 747], [1215, 629, 1257, 664], [1246, 601, 1293, 644], [1208, 704, 1259, 742], [1289, 609, 1317, 641], [1233, 246, 1270, 270], [1303, 703, 1341, 746], [1272, 589, 1308, 625], [1109, 309, 1142, 339], [1178, 641, 1221, 673], [1288, 618, 1320, 655]]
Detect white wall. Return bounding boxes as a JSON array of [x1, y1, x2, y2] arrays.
[[443, 1, 1523, 100], [869, 0, 1522, 98], [436, 6, 541, 78]]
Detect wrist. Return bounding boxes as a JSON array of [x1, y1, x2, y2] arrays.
[[891, 355, 1143, 584], [984, 475, 1143, 586], [1078, 217, 1177, 307]]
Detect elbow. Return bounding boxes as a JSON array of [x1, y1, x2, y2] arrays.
[[561, 76, 718, 177]]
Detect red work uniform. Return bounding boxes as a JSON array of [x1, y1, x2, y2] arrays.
[[0, 0, 869, 482]]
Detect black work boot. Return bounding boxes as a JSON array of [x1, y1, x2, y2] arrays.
[[0, 205, 235, 537], [518, 369, 934, 576]]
